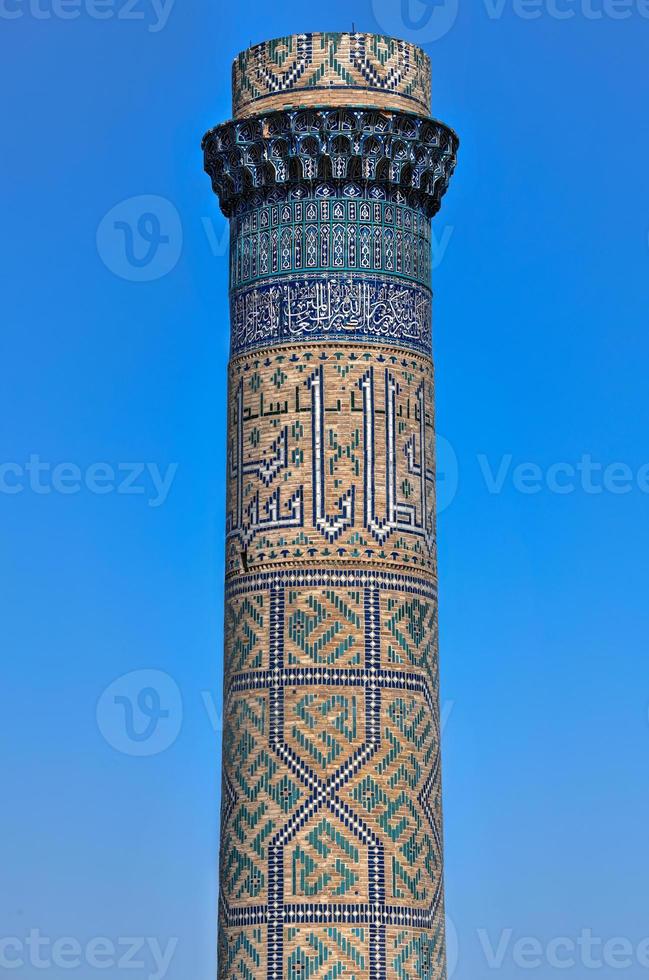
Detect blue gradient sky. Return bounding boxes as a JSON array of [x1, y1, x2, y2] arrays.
[[2, 2, 649, 978]]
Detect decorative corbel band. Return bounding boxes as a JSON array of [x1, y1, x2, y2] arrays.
[[202, 107, 459, 219]]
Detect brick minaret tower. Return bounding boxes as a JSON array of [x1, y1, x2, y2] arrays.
[[203, 32, 458, 980]]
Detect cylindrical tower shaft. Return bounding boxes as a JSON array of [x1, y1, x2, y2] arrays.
[[203, 32, 458, 980]]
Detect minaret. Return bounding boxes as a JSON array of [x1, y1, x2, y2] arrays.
[[203, 32, 458, 980]]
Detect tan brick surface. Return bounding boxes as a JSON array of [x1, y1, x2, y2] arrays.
[[233, 32, 431, 119]]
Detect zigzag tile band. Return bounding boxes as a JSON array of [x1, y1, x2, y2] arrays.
[[232, 33, 432, 119]]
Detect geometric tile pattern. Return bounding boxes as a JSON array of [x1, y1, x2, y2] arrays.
[[218, 570, 445, 980], [217, 926, 267, 980], [206, 31, 458, 980], [388, 918, 447, 980], [284, 588, 363, 667], [231, 196, 431, 290], [232, 32, 431, 119], [225, 593, 268, 672], [284, 925, 369, 979]]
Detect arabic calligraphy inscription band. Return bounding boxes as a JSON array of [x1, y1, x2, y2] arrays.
[[202, 31, 459, 980]]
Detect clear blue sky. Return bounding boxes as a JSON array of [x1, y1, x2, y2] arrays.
[[2, 2, 648, 978]]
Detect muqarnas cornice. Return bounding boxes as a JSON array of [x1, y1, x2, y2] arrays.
[[202, 107, 459, 219]]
